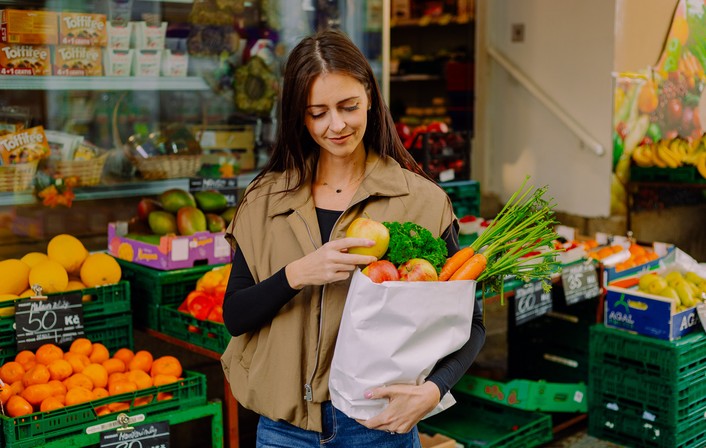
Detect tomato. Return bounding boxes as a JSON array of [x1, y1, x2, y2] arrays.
[[207, 305, 224, 323]]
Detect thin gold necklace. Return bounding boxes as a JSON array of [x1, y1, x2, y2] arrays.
[[316, 170, 365, 194]]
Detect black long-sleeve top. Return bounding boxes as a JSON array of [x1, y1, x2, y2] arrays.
[[223, 208, 486, 398]]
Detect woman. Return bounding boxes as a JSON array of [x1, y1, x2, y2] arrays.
[[221, 28, 485, 447]]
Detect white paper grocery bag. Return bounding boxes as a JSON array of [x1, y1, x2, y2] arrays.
[[329, 269, 476, 420]]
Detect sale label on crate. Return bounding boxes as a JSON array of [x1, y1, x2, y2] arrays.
[[514, 281, 553, 326], [100, 421, 170, 448], [561, 261, 600, 305], [14, 292, 84, 351]]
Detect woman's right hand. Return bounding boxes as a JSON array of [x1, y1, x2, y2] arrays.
[[285, 238, 378, 289]]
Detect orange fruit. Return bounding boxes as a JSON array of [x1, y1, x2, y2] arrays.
[[95, 405, 110, 416], [102, 358, 126, 375], [89, 343, 109, 364], [92, 387, 109, 400], [65, 386, 93, 406], [152, 374, 178, 387], [108, 372, 127, 386], [21, 383, 53, 406], [47, 380, 67, 397], [35, 343, 64, 365], [47, 234, 88, 276], [157, 392, 173, 401], [80, 253, 122, 287], [64, 352, 91, 373], [14, 350, 36, 370], [107, 401, 130, 412], [0, 382, 15, 404], [40, 396, 65, 412], [23, 364, 50, 387], [128, 351, 153, 373], [108, 380, 138, 396], [150, 355, 182, 378], [69, 338, 93, 356], [10, 380, 24, 395], [64, 373, 94, 391], [28, 259, 69, 294], [127, 369, 152, 390], [0, 361, 26, 384], [113, 348, 134, 366], [83, 364, 108, 389], [0, 259, 30, 295], [134, 396, 152, 407], [6, 394, 33, 417], [47, 359, 73, 381], [596, 247, 613, 259]]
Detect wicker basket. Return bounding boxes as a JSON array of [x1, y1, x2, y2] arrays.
[[53, 153, 109, 186], [0, 161, 38, 192], [132, 154, 203, 180]]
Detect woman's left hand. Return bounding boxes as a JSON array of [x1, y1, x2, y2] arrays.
[[355, 381, 440, 434]]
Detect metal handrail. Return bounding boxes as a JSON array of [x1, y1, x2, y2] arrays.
[[486, 45, 605, 157]]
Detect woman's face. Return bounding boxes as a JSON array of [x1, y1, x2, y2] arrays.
[[304, 72, 369, 159]]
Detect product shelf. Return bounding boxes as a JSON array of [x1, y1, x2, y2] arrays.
[[2, 76, 209, 92]]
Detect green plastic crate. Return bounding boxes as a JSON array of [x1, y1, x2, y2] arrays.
[[630, 165, 706, 183], [589, 324, 706, 385], [440, 180, 481, 218], [0, 313, 133, 365], [589, 363, 706, 427], [418, 393, 552, 448], [588, 402, 706, 448], [454, 375, 587, 413], [116, 259, 223, 330], [159, 304, 231, 354], [1, 370, 207, 448]]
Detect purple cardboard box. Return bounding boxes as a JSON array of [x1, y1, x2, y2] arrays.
[[108, 221, 232, 270]]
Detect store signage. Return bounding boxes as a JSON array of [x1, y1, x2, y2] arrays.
[[513, 281, 553, 326], [100, 421, 170, 448], [189, 177, 238, 207], [561, 261, 601, 305], [14, 292, 84, 351]]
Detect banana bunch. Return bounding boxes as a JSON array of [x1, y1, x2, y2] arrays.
[[637, 271, 706, 313], [632, 137, 706, 178]]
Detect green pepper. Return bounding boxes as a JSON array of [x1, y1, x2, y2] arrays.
[[647, 122, 662, 142], [612, 131, 624, 170]]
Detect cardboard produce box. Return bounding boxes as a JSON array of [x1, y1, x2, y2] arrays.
[[108, 222, 232, 270], [419, 433, 457, 448]]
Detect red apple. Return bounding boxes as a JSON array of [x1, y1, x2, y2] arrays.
[[398, 258, 438, 281], [345, 217, 390, 259], [362, 260, 401, 283]]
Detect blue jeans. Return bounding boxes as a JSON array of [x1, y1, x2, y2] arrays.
[[256, 401, 422, 448]]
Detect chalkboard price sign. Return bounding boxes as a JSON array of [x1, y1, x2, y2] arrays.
[[514, 281, 553, 326], [561, 261, 600, 305], [101, 421, 170, 448], [14, 292, 84, 352]]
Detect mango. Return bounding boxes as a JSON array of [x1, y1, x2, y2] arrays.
[[638, 273, 660, 292], [675, 282, 696, 308], [148, 211, 178, 235], [665, 271, 684, 288], [159, 189, 196, 213], [206, 213, 226, 233], [646, 276, 668, 295], [194, 190, 228, 213], [221, 206, 237, 225], [177, 206, 207, 236], [685, 272, 706, 284]]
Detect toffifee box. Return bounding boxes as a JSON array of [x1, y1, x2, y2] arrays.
[[0, 125, 50, 165], [59, 12, 107, 47], [53, 45, 102, 76], [0, 9, 58, 45], [0, 43, 51, 75]]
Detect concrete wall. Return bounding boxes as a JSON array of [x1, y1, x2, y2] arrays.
[[477, 0, 615, 217]]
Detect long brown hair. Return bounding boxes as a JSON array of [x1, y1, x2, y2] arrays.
[[248, 28, 430, 194]]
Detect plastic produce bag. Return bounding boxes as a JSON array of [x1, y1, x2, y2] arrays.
[[329, 269, 476, 420]]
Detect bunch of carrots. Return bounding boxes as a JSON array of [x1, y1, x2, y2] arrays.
[[438, 177, 562, 301]]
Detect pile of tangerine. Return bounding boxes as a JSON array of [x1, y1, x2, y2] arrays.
[[0, 338, 183, 417]]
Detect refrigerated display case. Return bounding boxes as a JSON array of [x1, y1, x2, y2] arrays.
[[0, 0, 385, 258]]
